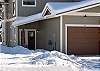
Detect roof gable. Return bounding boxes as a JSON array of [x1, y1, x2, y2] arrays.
[[42, 0, 100, 16], [42, 6, 52, 16]]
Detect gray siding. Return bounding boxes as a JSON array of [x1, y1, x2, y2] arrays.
[[63, 16, 100, 24], [18, 17, 60, 51], [37, 17, 60, 51], [17, 0, 80, 16], [62, 15, 100, 53], [79, 6, 100, 13]]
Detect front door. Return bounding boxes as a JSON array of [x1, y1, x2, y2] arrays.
[[27, 30, 36, 50]]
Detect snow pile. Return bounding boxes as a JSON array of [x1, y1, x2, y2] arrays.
[[0, 45, 32, 54], [78, 57, 100, 71], [31, 50, 70, 65], [0, 45, 100, 71], [69, 55, 100, 71]]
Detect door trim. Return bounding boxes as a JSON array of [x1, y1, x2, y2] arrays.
[[65, 24, 100, 54], [19, 29, 22, 45], [24, 29, 36, 50], [19, 29, 36, 49]]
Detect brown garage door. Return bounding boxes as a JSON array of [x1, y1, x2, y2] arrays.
[[67, 27, 100, 55]]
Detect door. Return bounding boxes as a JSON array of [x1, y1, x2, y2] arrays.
[[67, 27, 100, 55], [27, 31, 36, 50]]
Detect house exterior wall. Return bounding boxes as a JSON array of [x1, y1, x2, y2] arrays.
[[18, 17, 60, 51], [79, 6, 100, 13], [37, 17, 60, 51], [62, 15, 100, 53], [17, 0, 79, 16]]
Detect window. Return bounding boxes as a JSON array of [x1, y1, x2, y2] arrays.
[[13, 2, 16, 17], [0, 4, 2, 8], [22, 0, 36, 7]]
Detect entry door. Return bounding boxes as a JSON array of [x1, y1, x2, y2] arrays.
[[67, 27, 100, 55], [27, 30, 36, 50]]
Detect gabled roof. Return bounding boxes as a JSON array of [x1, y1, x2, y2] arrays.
[[13, 0, 100, 26], [42, 0, 100, 16]]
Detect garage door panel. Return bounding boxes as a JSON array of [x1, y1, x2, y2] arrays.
[[67, 27, 100, 55]]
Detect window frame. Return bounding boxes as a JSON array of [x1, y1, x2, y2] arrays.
[[22, 0, 36, 7]]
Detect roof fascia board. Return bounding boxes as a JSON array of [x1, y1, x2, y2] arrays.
[[55, 3, 100, 17], [63, 12, 100, 17]]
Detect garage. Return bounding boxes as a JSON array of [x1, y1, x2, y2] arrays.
[[66, 25, 100, 55]]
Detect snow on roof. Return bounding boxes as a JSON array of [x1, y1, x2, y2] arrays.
[[45, 0, 100, 15], [12, 13, 43, 26], [13, 0, 100, 26]]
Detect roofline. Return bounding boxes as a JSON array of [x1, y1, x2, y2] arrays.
[[53, 3, 100, 16], [63, 12, 100, 17], [13, 2, 100, 27], [55, 2, 100, 17], [44, 3, 100, 21]]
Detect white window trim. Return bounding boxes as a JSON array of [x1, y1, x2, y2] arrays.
[[22, 0, 36, 7], [65, 24, 100, 54]]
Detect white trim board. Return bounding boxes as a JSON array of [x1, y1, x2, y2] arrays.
[[56, 3, 100, 17], [60, 16, 63, 52], [19, 29, 22, 45], [65, 24, 100, 54]]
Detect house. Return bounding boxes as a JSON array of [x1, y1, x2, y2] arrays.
[[13, 0, 100, 55]]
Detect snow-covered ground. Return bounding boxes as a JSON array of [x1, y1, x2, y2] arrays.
[[0, 44, 100, 71]]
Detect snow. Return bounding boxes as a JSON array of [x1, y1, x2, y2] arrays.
[[46, 0, 100, 15], [0, 45, 32, 54], [0, 44, 100, 71], [12, 13, 43, 26], [13, 0, 100, 27]]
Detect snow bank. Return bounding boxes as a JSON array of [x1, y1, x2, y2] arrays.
[[0, 44, 100, 71], [0, 45, 32, 54]]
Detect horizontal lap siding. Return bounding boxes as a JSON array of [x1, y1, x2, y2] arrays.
[[79, 6, 100, 13], [37, 17, 60, 51], [62, 16, 100, 53]]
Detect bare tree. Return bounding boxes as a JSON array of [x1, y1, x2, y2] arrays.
[[1, 0, 16, 47]]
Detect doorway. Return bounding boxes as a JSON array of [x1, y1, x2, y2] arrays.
[[19, 29, 36, 50]]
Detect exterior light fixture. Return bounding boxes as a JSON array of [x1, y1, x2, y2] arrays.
[[36, 29, 40, 32], [84, 14, 87, 17]]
